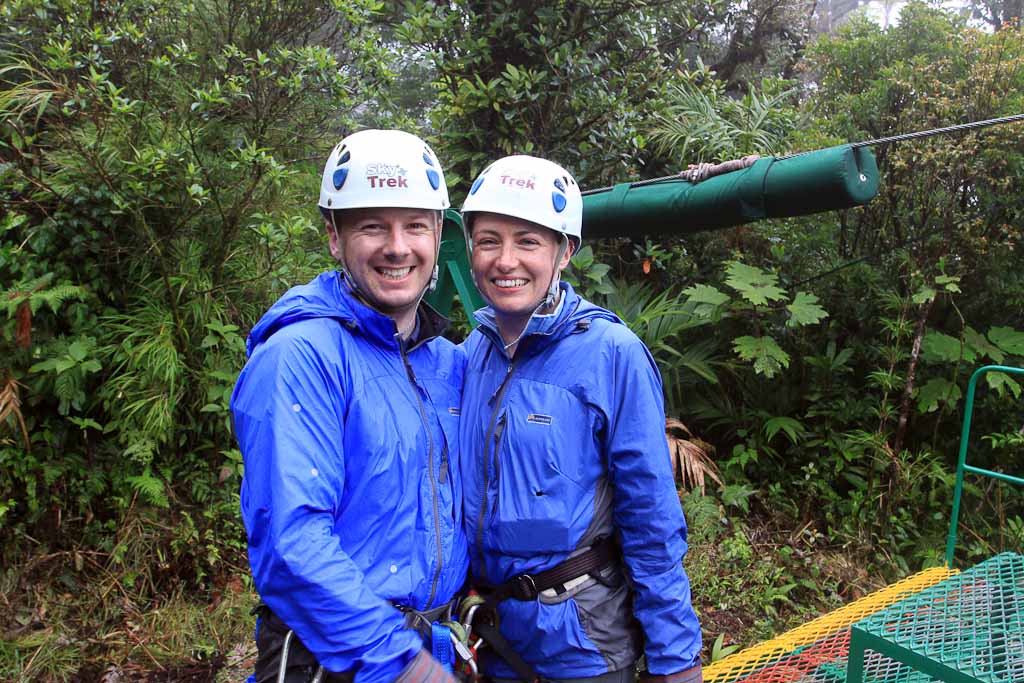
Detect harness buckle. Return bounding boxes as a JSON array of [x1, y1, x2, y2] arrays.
[[511, 573, 538, 601]]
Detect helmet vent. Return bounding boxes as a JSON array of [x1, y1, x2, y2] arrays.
[[426, 169, 441, 190], [470, 176, 485, 195], [422, 151, 435, 167], [338, 150, 350, 165], [551, 190, 567, 213], [333, 168, 349, 190]]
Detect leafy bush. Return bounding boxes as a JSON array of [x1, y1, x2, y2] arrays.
[[0, 0, 387, 587]]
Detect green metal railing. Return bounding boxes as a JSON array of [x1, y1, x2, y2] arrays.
[[945, 365, 1024, 568]]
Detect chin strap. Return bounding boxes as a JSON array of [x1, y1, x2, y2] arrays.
[[427, 209, 443, 293], [543, 234, 569, 308]]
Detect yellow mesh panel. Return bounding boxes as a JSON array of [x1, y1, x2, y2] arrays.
[[703, 565, 957, 683]]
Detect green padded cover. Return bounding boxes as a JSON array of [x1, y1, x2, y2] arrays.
[[582, 145, 879, 239]]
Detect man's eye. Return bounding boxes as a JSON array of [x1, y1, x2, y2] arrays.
[[408, 223, 430, 232], [359, 224, 385, 232]]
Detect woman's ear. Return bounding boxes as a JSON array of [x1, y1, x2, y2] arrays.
[[558, 239, 576, 270]]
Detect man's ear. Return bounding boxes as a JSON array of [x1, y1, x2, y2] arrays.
[[326, 219, 343, 263]]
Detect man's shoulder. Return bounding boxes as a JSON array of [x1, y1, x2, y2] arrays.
[[251, 316, 348, 360]]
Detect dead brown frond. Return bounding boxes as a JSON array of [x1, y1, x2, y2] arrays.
[[0, 373, 31, 453], [665, 417, 720, 494]]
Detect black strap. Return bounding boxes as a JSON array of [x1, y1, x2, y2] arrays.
[[474, 622, 543, 683], [476, 536, 618, 603]]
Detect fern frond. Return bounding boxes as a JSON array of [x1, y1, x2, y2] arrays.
[[127, 468, 169, 508]]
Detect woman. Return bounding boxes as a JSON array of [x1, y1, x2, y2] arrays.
[[459, 155, 703, 683]]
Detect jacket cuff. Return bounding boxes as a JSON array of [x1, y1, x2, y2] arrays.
[[639, 663, 703, 683], [392, 650, 456, 683]]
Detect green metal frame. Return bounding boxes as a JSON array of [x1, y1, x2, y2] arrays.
[[945, 365, 1024, 568], [844, 365, 1024, 683], [847, 627, 983, 683], [424, 209, 485, 323], [847, 552, 1024, 683]]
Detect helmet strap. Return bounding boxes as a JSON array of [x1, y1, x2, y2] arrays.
[[544, 234, 569, 308], [427, 210, 443, 293]]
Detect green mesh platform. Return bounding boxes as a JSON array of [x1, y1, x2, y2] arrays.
[[846, 552, 1024, 682]]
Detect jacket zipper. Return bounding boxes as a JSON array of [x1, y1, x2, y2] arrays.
[[475, 360, 517, 580], [401, 346, 443, 608], [490, 414, 507, 515]]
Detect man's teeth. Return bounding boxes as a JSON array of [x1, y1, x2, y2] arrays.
[[495, 279, 528, 287], [378, 267, 412, 280]]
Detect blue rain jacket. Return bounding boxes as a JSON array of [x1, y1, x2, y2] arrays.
[[231, 272, 468, 683], [460, 283, 702, 678]]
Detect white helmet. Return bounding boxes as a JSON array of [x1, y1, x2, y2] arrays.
[[318, 129, 450, 212], [461, 155, 582, 246]]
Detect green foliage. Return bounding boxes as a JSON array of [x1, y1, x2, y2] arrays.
[[650, 76, 799, 164], [0, 0, 388, 605], [397, 0, 684, 189], [680, 260, 830, 379]]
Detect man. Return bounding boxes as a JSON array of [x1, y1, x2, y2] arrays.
[[231, 130, 468, 683]]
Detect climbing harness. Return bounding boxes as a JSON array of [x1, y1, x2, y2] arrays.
[[459, 537, 621, 683], [254, 598, 474, 683]]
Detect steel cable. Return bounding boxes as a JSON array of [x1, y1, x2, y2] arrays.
[[581, 113, 1024, 195]]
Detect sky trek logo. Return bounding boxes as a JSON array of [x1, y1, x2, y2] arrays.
[[366, 163, 408, 188], [500, 174, 536, 190]]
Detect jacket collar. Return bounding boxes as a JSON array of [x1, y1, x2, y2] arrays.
[[338, 277, 450, 351], [473, 282, 588, 360]]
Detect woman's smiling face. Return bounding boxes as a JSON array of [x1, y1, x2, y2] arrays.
[[470, 212, 572, 326]]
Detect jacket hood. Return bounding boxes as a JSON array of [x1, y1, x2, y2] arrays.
[[244, 271, 455, 357], [246, 272, 357, 357], [473, 282, 621, 356]]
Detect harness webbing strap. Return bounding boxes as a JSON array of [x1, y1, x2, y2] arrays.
[[430, 622, 455, 671], [474, 622, 542, 683], [475, 536, 618, 603], [468, 538, 619, 682]]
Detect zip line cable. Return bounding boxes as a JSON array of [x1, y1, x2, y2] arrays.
[[847, 112, 1024, 150], [581, 113, 1024, 195]]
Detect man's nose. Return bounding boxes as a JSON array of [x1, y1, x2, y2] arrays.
[[382, 225, 410, 258]]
